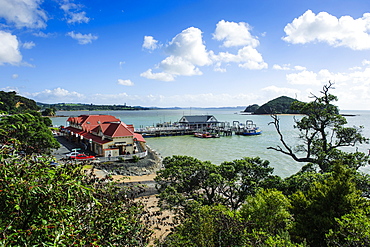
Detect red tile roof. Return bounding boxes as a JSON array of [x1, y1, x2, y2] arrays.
[[66, 114, 146, 143], [65, 126, 112, 144], [102, 122, 134, 137]]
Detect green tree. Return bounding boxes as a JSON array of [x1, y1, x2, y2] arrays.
[[326, 210, 370, 246], [155, 156, 275, 212], [290, 163, 368, 246], [0, 150, 152, 246], [0, 112, 60, 154], [240, 189, 293, 236], [41, 107, 56, 116], [268, 82, 369, 172], [158, 205, 247, 247]]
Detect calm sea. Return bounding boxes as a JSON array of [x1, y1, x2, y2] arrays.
[[52, 108, 370, 178]]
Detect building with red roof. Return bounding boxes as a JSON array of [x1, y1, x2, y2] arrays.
[[64, 115, 146, 158]]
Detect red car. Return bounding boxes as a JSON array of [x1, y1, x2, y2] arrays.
[[69, 154, 96, 160]]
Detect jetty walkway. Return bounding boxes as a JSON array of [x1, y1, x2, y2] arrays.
[[135, 126, 233, 137]]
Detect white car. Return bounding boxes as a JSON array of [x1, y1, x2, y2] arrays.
[[66, 151, 80, 157]]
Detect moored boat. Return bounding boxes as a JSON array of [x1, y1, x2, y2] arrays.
[[194, 132, 220, 138], [233, 120, 262, 136]]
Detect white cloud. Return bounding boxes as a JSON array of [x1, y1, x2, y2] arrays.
[[0, 0, 48, 29], [0, 31, 22, 65], [142, 21, 267, 81], [117, 79, 134, 86], [273, 64, 306, 71], [213, 46, 268, 70], [159, 56, 202, 76], [12, 74, 19, 79], [142, 27, 211, 81], [26, 88, 85, 103], [262, 85, 301, 96], [67, 31, 98, 44], [283, 10, 370, 50], [286, 70, 321, 85], [166, 27, 212, 67], [60, 1, 90, 24], [213, 20, 259, 48], [22, 41, 35, 49], [143, 36, 159, 50], [140, 69, 175, 81]]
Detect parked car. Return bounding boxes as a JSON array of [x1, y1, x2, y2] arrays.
[[69, 154, 96, 160], [66, 151, 80, 157]]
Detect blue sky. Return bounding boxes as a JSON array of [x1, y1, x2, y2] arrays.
[[1, 0, 370, 109]]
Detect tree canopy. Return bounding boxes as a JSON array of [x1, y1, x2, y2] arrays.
[[0, 148, 152, 246], [155, 156, 276, 212], [0, 112, 60, 154]]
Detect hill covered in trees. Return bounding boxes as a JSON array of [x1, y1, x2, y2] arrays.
[[0, 91, 40, 114], [244, 96, 300, 114]]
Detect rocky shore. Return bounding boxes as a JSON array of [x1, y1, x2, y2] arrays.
[[94, 145, 163, 177]]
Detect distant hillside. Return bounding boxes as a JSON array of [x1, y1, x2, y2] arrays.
[[243, 104, 259, 113], [37, 102, 150, 111], [254, 96, 300, 114], [0, 91, 40, 114]]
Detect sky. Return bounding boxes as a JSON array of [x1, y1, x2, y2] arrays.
[[1, 0, 370, 110]]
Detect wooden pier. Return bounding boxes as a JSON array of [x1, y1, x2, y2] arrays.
[[135, 127, 194, 137]]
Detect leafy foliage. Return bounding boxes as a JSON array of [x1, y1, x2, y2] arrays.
[[155, 155, 275, 212], [158, 205, 247, 247], [290, 164, 368, 246], [0, 150, 152, 246], [0, 112, 60, 154], [41, 107, 56, 116], [240, 189, 293, 235]]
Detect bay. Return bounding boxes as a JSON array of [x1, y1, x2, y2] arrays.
[[52, 108, 370, 178]]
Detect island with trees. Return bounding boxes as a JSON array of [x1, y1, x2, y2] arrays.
[[243, 95, 301, 114]]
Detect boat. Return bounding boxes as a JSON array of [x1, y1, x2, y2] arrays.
[[233, 120, 262, 136], [194, 132, 220, 138]]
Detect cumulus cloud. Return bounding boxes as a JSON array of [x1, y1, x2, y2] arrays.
[[141, 27, 211, 81], [140, 69, 175, 82], [117, 79, 134, 86], [143, 36, 159, 50], [26, 88, 85, 103], [0, 31, 22, 65], [213, 20, 260, 48], [0, 0, 48, 29], [159, 56, 203, 76], [211, 20, 267, 71], [166, 27, 212, 67], [67, 31, 98, 44], [283, 10, 370, 50], [212, 46, 267, 70], [60, 0, 90, 24], [142, 21, 267, 81], [286, 70, 321, 85]]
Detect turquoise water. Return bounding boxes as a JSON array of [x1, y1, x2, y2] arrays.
[[52, 108, 370, 178]]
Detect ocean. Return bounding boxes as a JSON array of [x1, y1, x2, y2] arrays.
[[51, 108, 370, 178]]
